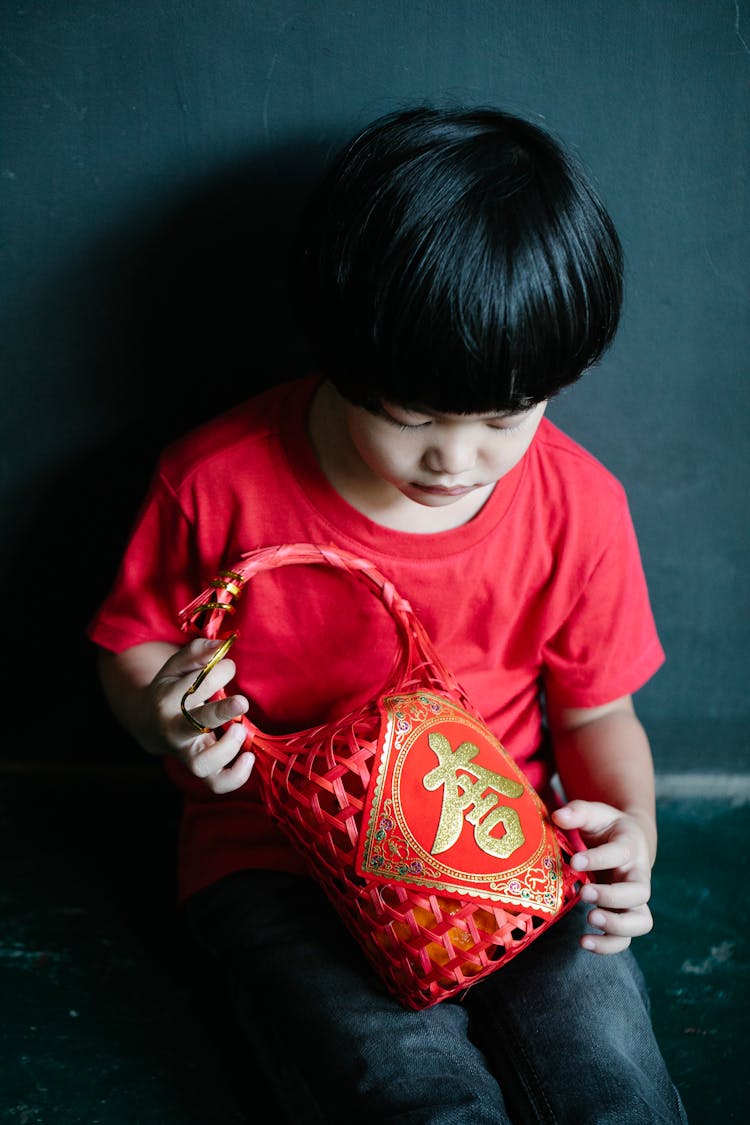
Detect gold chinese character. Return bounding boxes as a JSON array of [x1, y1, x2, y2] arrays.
[[424, 732, 525, 859]]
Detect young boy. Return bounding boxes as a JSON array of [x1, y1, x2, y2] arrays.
[[89, 106, 688, 1122]]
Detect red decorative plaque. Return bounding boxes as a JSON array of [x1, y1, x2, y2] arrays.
[[355, 691, 564, 915]]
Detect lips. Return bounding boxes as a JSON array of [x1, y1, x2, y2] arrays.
[[412, 483, 477, 497]]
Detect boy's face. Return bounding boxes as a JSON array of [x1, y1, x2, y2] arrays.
[[342, 397, 547, 509]]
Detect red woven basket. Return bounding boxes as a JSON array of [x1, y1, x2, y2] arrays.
[[179, 543, 588, 1010]]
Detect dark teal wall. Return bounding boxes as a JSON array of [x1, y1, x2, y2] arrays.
[[2, 1, 748, 769]]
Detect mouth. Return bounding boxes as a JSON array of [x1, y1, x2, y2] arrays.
[[411, 483, 478, 497]]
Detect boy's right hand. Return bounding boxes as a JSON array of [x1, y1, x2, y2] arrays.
[[150, 638, 255, 793], [99, 638, 255, 794]]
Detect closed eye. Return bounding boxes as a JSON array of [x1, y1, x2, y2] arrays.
[[487, 417, 528, 433], [377, 406, 431, 430], [390, 420, 431, 431], [376, 401, 539, 432]]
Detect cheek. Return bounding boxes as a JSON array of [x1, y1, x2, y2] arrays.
[[484, 439, 519, 466], [484, 430, 539, 474], [369, 441, 414, 478], [351, 426, 414, 476]]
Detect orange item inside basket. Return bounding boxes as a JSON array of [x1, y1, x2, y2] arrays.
[[178, 543, 588, 1010]]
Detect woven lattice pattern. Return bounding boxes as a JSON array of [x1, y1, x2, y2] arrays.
[[179, 543, 585, 1010]]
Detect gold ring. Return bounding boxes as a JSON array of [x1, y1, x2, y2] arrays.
[[180, 634, 237, 734]]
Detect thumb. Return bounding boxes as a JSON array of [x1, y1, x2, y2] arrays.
[[552, 799, 619, 837]]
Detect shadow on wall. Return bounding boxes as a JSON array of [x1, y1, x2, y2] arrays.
[[4, 140, 325, 767]]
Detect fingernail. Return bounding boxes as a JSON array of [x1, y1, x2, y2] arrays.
[[571, 854, 588, 871], [589, 911, 606, 928], [580, 885, 598, 903], [582, 937, 597, 951]]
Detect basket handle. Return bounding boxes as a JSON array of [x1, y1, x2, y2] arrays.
[[178, 542, 461, 710]]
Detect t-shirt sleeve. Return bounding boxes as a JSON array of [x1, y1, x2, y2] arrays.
[[86, 467, 204, 653], [541, 488, 665, 711]]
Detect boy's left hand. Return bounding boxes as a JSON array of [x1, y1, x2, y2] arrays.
[[551, 800, 654, 954]]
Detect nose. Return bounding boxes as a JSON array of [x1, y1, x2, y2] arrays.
[[423, 432, 477, 476]]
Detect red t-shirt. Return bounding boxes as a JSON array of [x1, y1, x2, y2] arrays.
[[88, 375, 665, 901]]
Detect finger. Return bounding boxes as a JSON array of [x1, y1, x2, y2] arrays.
[[553, 800, 619, 835], [176, 656, 239, 709], [586, 905, 653, 939], [189, 723, 250, 778], [570, 840, 636, 873], [206, 750, 256, 795], [165, 637, 231, 680], [580, 881, 651, 910], [581, 932, 632, 955], [180, 692, 248, 737]]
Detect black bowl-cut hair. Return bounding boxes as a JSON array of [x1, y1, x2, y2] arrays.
[[295, 105, 624, 415]]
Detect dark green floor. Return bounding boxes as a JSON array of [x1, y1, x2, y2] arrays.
[[1, 770, 748, 1123]]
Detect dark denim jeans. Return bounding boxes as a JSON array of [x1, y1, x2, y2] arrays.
[[184, 869, 688, 1124]]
